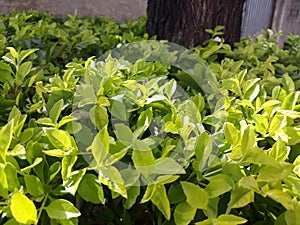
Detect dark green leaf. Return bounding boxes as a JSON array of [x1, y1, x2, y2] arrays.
[[78, 174, 104, 204], [25, 175, 44, 197]]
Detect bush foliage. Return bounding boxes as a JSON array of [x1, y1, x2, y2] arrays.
[[0, 11, 300, 225]]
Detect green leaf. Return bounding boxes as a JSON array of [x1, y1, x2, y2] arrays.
[[18, 48, 38, 64], [285, 200, 300, 225], [238, 176, 260, 193], [4, 163, 20, 191], [25, 175, 44, 197], [244, 84, 260, 102], [57, 218, 78, 225], [224, 122, 240, 146], [285, 127, 300, 145], [45, 199, 80, 219], [253, 114, 268, 135], [132, 138, 151, 151], [228, 187, 254, 209], [99, 165, 127, 198], [237, 69, 247, 83], [164, 79, 177, 99], [16, 61, 32, 85], [3, 218, 20, 225], [192, 93, 205, 113], [241, 126, 255, 156], [222, 78, 241, 96], [0, 120, 14, 163], [105, 55, 118, 76], [10, 191, 37, 224], [114, 123, 133, 146], [91, 126, 110, 166], [132, 149, 155, 175], [90, 105, 109, 131], [64, 169, 86, 196], [168, 184, 186, 204], [0, 68, 14, 87], [282, 92, 299, 110], [48, 162, 61, 183], [46, 129, 74, 151], [135, 108, 153, 137], [141, 184, 155, 203], [150, 184, 170, 220], [216, 214, 247, 225], [195, 219, 213, 225], [123, 186, 140, 209], [204, 197, 219, 219], [243, 78, 260, 94], [282, 73, 295, 93], [43, 149, 66, 157], [120, 168, 140, 187], [181, 181, 208, 209], [110, 99, 128, 121], [8, 144, 25, 157], [0, 164, 8, 197], [78, 173, 104, 204], [8, 106, 27, 138], [6, 47, 18, 59], [205, 180, 233, 198], [266, 189, 293, 210], [36, 117, 56, 127], [194, 132, 212, 171], [156, 175, 179, 185], [57, 116, 74, 128], [257, 163, 293, 182], [49, 99, 64, 124], [174, 201, 197, 225], [61, 155, 77, 182], [21, 157, 43, 174], [269, 115, 286, 136], [274, 213, 287, 225], [152, 158, 185, 175], [268, 138, 289, 162]]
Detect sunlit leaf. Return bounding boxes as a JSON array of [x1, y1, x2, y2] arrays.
[[174, 201, 197, 225], [0, 120, 14, 163], [45, 199, 80, 219], [10, 191, 37, 224], [228, 187, 254, 209], [216, 214, 247, 225], [181, 181, 208, 209]]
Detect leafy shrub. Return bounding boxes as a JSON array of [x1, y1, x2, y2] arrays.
[[0, 11, 300, 225]]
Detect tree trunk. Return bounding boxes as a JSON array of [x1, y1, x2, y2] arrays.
[[146, 0, 246, 47]]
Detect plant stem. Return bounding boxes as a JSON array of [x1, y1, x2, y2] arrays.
[[203, 168, 223, 178], [36, 192, 49, 224]]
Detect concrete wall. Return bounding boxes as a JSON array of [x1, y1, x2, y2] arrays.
[[0, 0, 299, 37], [0, 0, 148, 22], [272, 0, 300, 35]]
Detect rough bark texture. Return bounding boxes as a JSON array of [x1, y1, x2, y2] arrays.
[[146, 0, 246, 47]]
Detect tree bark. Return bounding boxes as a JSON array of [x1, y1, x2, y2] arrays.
[[146, 0, 246, 47]]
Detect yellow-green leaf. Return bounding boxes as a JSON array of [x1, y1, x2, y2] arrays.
[[10, 191, 37, 224]]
